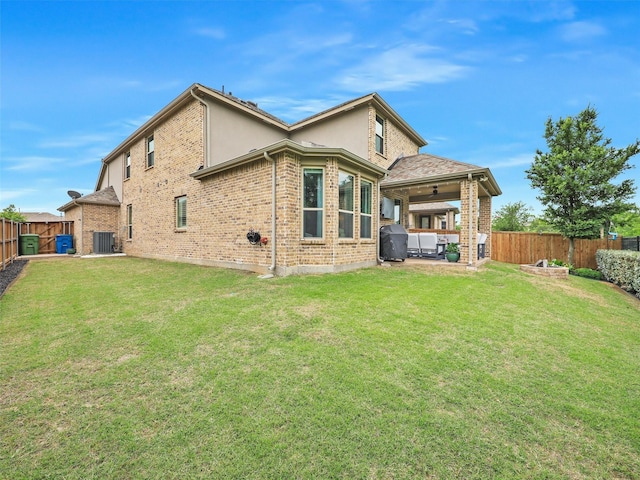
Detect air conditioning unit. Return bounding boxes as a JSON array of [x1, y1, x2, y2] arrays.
[[93, 231, 115, 254]]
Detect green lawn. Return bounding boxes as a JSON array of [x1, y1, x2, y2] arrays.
[[1, 258, 639, 479]]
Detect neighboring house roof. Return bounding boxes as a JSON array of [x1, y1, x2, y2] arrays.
[[410, 202, 460, 214], [58, 186, 120, 212], [22, 212, 63, 222]]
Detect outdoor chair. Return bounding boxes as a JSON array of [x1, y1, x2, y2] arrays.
[[407, 233, 421, 257], [418, 232, 445, 259]]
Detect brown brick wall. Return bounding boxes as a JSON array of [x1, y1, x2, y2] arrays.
[[368, 106, 421, 169]]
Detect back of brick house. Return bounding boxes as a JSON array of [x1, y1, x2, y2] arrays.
[[59, 83, 501, 275]]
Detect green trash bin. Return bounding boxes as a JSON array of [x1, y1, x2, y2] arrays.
[[20, 234, 40, 255]]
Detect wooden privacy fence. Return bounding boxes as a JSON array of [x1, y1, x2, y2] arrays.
[[491, 231, 622, 270], [19, 221, 74, 255], [1, 219, 20, 271]]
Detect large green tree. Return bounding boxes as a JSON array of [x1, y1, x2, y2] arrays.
[[492, 201, 533, 231], [0, 204, 26, 222], [526, 106, 639, 265]]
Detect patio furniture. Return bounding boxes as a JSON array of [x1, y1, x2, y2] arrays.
[[418, 232, 445, 259], [407, 233, 421, 257]]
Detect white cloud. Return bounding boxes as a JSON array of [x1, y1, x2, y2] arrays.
[[39, 134, 112, 149], [485, 153, 534, 169], [193, 27, 226, 40], [560, 21, 606, 42], [3, 156, 65, 172], [336, 44, 469, 92], [8, 120, 44, 132], [0, 188, 38, 202]]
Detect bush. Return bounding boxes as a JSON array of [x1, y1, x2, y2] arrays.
[[571, 268, 603, 281], [596, 249, 640, 299]]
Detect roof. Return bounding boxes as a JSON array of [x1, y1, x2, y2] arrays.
[[58, 186, 120, 212], [381, 153, 502, 197], [22, 212, 64, 222], [95, 83, 427, 190], [409, 202, 460, 214]]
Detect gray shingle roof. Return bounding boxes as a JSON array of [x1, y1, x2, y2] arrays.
[[385, 153, 482, 183]]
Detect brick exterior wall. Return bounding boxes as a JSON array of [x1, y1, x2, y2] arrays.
[[108, 98, 385, 275], [459, 179, 478, 265], [368, 106, 421, 170], [64, 204, 119, 254]]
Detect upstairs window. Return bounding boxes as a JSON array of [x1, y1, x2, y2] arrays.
[[303, 168, 323, 238], [375, 115, 384, 155], [146, 134, 155, 168], [360, 180, 372, 239], [124, 151, 131, 179], [176, 196, 187, 229], [338, 171, 354, 238]]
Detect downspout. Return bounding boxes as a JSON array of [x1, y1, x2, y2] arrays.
[[468, 173, 474, 266], [377, 176, 384, 264], [264, 152, 277, 272], [190, 88, 212, 168]]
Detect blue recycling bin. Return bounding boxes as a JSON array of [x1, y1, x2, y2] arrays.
[[56, 234, 73, 254]]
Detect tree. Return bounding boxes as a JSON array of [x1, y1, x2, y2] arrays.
[[0, 204, 26, 222], [492, 201, 533, 231], [526, 106, 639, 265], [612, 206, 640, 237]]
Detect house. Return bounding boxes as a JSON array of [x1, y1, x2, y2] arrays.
[[58, 83, 501, 275]]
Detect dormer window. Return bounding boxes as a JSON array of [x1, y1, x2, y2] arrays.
[[375, 115, 384, 155]]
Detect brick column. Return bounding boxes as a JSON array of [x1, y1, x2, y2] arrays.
[[479, 195, 492, 258], [460, 178, 478, 264]]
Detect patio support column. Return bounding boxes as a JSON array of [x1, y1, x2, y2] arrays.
[[479, 195, 492, 259], [460, 178, 478, 265]]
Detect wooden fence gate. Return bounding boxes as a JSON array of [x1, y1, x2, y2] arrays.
[[19, 221, 74, 255]]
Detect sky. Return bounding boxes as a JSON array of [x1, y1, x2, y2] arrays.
[[1, 0, 639, 218]]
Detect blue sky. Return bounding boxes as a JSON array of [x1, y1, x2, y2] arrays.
[[1, 0, 639, 217]]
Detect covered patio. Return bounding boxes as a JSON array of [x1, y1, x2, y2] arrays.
[[380, 153, 502, 267]]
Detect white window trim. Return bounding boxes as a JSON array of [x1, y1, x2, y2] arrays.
[[146, 134, 155, 168], [360, 179, 373, 239], [124, 151, 131, 179], [302, 166, 325, 240], [175, 196, 187, 230], [375, 115, 384, 155], [338, 170, 355, 239]]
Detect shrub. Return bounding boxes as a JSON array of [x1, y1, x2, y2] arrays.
[[571, 268, 603, 281], [596, 249, 640, 298]]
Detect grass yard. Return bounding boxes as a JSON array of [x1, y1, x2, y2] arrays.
[[1, 257, 639, 479]]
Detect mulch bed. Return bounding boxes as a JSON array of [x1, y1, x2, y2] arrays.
[[0, 259, 28, 298]]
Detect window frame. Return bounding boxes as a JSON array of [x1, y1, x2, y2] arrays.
[[338, 170, 355, 239], [124, 151, 131, 179], [302, 167, 324, 239], [126, 204, 133, 239], [175, 196, 187, 230], [360, 179, 373, 239], [146, 134, 155, 168], [375, 115, 384, 155]]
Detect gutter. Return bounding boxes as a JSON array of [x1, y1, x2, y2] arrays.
[[263, 151, 277, 272]]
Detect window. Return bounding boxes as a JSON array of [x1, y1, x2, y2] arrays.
[[339, 172, 354, 238], [124, 152, 131, 179], [360, 180, 372, 238], [126, 204, 133, 239], [176, 196, 187, 229], [375, 115, 384, 154], [303, 168, 323, 238], [147, 134, 154, 168], [394, 199, 402, 225]]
